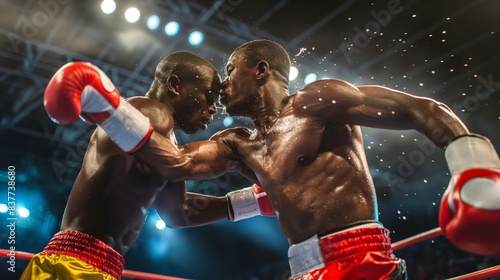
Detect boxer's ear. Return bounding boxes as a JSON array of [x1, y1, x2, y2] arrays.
[[256, 60, 269, 80], [166, 75, 180, 96]]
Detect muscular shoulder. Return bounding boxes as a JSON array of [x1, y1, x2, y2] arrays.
[[127, 97, 174, 136], [294, 79, 359, 104], [292, 79, 362, 117]]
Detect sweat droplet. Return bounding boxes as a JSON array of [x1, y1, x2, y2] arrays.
[[332, 100, 337, 104], [319, 98, 323, 101]]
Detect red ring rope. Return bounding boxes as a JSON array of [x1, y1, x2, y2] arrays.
[[391, 227, 443, 251], [391, 227, 500, 279], [447, 265, 500, 280], [0, 249, 188, 280]]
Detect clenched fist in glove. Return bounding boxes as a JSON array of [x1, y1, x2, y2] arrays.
[[439, 134, 500, 255], [44, 62, 152, 153]]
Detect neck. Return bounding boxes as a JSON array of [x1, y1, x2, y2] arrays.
[[250, 83, 289, 135], [146, 88, 175, 116]]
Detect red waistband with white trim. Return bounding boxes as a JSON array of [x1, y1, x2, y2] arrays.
[[319, 226, 395, 264]]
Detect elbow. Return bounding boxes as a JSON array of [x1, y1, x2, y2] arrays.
[[162, 215, 191, 229], [156, 209, 190, 229], [411, 97, 469, 146], [164, 219, 186, 229], [410, 97, 451, 122]]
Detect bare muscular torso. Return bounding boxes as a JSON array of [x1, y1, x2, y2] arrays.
[[225, 94, 377, 244], [60, 97, 182, 255]]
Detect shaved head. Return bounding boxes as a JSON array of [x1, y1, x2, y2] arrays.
[[154, 51, 217, 85], [234, 39, 291, 83]]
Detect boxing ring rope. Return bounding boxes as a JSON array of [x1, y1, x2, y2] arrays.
[[391, 226, 500, 279], [391, 226, 443, 251], [448, 265, 500, 280], [2, 228, 500, 280], [0, 249, 188, 280]]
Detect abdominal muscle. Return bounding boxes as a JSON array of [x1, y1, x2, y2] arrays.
[[261, 143, 377, 245]]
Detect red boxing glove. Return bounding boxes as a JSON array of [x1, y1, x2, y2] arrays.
[[44, 62, 152, 153], [226, 184, 276, 221], [439, 134, 500, 255]]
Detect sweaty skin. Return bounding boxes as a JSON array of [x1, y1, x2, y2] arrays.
[[218, 51, 469, 244], [60, 62, 226, 255], [136, 47, 469, 245]]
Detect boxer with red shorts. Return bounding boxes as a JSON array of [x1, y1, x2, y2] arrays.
[[288, 222, 406, 280], [122, 39, 499, 278]]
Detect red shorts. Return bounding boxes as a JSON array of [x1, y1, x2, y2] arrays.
[[288, 224, 406, 280], [20, 230, 125, 280]]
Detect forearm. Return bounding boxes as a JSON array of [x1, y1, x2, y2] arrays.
[[171, 140, 240, 182], [164, 193, 229, 228], [410, 99, 469, 148]]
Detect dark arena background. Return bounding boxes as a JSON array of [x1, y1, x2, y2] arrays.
[[1, 0, 499, 279]]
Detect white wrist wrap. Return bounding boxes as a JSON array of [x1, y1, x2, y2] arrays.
[[445, 135, 500, 175], [100, 97, 151, 153], [227, 187, 260, 222]]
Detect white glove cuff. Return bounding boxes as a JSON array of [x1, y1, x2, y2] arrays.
[[100, 97, 151, 153], [227, 187, 259, 222], [445, 134, 500, 174]]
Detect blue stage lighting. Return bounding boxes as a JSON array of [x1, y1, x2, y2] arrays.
[[223, 116, 234, 127], [188, 30, 204, 46], [304, 73, 318, 85], [19, 207, 30, 218], [147, 15, 160, 30], [164, 21, 180, 36]]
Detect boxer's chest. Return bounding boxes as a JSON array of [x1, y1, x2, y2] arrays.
[[238, 115, 324, 178]]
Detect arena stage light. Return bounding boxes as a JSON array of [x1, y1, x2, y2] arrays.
[[223, 116, 234, 127], [19, 207, 30, 218], [164, 21, 180, 36], [156, 219, 166, 230], [101, 0, 116, 14], [304, 73, 318, 85], [124, 7, 140, 23], [289, 66, 299, 81], [0, 203, 7, 213], [188, 30, 204, 46], [147, 15, 160, 30]]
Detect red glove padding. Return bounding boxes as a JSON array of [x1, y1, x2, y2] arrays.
[[227, 184, 276, 221], [44, 61, 120, 125], [44, 62, 152, 153], [439, 135, 500, 255]]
